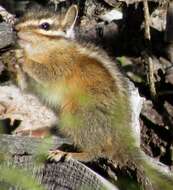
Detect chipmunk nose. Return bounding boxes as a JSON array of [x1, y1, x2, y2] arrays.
[[13, 27, 17, 33], [13, 25, 20, 42]]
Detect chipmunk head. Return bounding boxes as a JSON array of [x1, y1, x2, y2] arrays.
[[15, 5, 78, 52]]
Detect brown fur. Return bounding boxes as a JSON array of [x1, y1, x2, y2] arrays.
[[16, 13, 133, 162], [15, 5, 173, 189]]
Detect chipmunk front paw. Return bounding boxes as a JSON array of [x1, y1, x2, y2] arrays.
[[48, 150, 72, 162]]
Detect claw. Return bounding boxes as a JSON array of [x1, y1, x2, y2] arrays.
[[65, 153, 72, 161], [0, 103, 21, 125], [48, 150, 67, 162], [5, 105, 18, 125]]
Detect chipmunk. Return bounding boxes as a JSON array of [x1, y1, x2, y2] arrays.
[[14, 5, 173, 190]]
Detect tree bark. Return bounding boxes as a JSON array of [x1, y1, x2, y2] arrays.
[[0, 134, 118, 190]]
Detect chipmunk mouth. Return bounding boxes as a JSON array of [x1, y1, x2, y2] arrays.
[[17, 33, 29, 42], [17, 32, 32, 48]]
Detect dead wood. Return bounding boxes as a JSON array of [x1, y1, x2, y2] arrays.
[[0, 134, 118, 190]]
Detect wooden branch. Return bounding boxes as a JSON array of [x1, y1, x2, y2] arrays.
[[143, 0, 151, 40], [147, 56, 157, 100], [143, 0, 157, 101], [0, 134, 118, 190]]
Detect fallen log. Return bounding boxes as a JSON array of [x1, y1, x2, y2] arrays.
[[0, 134, 118, 190]]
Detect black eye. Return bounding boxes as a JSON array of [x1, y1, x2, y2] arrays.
[[40, 22, 50, 30]]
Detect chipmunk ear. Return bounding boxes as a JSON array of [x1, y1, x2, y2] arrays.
[[62, 5, 78, 38]]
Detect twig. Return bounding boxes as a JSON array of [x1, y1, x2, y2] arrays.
[[148, 55, 157, 100], [158, 90, 173, 96], [143, 0, 151, 40], [143, 0, 157, 100]]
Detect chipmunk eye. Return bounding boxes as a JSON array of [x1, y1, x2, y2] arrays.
[[40, 22, 50, 30]]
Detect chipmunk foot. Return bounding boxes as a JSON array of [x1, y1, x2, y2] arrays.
[[48, 150, 72, 162]]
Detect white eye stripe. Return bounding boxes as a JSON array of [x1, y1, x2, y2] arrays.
[[38, 30, 66, 37], [17, 20, 39, 28], [17, 18, 57, 28]]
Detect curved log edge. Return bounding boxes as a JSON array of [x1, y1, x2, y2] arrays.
[[0, 134, 118, 190]]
